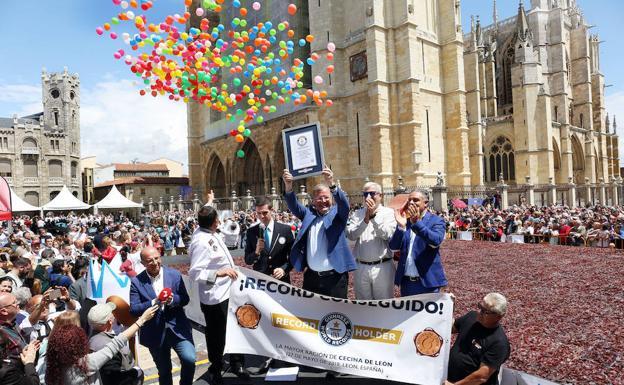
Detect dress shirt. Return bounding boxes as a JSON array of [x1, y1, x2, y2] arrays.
[[306, 216, 333, 272], [264, 219, 275, 249], [346, 206, 396, 262], [147, 267, 164, 296], [188, 227, 236, 305], [404, 229, 419, 278]]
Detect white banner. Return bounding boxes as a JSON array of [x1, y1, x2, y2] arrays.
[[225, 268, 454, 384], [87, 258, 131, 304]]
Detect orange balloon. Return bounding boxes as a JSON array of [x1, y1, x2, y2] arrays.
[[327, 52, 334, 61], [235, 134, 244, 142], [326, 65, 334, 73], [305, 34, 315, 43], [106, 296, 137, 327], [288, 4, 297, 15], [240, 7, 248, 16]]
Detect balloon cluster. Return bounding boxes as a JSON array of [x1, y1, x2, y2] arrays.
[[97, 0, 336, 157]]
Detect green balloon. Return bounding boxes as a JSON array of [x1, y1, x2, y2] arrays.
[[236, 150, 245, 158], [243, 129, 251, 137]]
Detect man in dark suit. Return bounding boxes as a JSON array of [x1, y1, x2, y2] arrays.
[[282, 166, 356, 298], [245, 197, 294, 282], [389, 191, 447, 295], [129, 247, 195, 385]]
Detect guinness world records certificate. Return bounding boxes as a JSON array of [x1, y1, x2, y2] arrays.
[[282, 122, 325, 180]]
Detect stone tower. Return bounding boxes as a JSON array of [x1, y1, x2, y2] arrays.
[[41, 67, 82, 200]]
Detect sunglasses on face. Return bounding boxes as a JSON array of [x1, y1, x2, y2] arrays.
[[362, 191, 378, 198]]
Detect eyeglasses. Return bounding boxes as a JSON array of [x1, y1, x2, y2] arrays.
[[362, 191, 378, 198], [478, 303, 498, 316]]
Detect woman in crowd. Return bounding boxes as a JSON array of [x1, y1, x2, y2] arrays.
[[45, 304, 158, 385]]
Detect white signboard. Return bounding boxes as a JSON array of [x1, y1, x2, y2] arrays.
[[225, 268, 454, 384], [87, 257, 130, 304]]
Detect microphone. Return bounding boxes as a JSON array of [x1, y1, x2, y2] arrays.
[[259, 223, 266, 239]]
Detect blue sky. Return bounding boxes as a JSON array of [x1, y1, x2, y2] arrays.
[[0, 0, 623, 168]]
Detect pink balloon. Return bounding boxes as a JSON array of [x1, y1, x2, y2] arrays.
[[112, 0, 121, 4], [110, 32, 118, 39], [327, 42, 336, 52], [96, 27, 104, 35], [314, 75, 323, 84], [195, 7, 204, 16], [252, 2, 261, 10]]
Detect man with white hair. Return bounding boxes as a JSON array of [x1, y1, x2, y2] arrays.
[[346, 181, 396, 299], [445, 293, 511, 385], [88, 303, 143, 385]]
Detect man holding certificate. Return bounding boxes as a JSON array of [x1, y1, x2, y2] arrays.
[[282, 166, 356, 298]]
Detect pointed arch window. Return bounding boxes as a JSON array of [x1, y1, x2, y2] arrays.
[[486, 136, 515, 182]]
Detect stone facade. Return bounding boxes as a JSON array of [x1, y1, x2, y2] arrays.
[[0, 68, 82, 206], [187, 0, 620, 198], [465, 0, 619, 187]]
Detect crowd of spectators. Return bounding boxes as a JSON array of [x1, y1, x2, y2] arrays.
[[441, 203, 624, 248], [0, 211, 176, 385]]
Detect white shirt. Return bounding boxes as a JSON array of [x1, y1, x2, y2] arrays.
[[306, 216, 333, 272], [404, 229, 420, 278], [147, 267, 164, 296], [346, 206, 396, 262], [188, 227, 236, 305]]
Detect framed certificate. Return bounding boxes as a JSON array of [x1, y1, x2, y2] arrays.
[[282, 122, 325, 180]]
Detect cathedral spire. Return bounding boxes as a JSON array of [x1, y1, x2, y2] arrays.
[[606, 113, 610, 132], [515, 0, 532, 43], [476, 15, 483, 46], [493, 0, 499, 31], [614, 115, 618, 134]]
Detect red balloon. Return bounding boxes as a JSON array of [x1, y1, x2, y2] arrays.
[[288, 4, 297, 15]]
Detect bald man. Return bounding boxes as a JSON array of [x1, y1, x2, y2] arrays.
[[0, 292, 28, 361], [129, 247, 195, 385], [389, 190, 448, 295]]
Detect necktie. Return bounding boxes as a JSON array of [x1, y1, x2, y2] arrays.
[[264, 227, 271, 250]]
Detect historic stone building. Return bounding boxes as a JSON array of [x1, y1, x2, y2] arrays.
[[464, 0, 619, 188], [187, 0, 620, 199], [0, 68, 82, 206]]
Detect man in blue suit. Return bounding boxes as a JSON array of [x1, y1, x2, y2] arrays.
[[389, 191, 448, 295], [129, 246, 195, 385], [282, 166, 356, 298]]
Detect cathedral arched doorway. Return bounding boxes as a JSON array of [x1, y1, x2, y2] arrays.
[[207, 154, 226, 198], [570, 135, 584, 184], [234, 140, 265, 196], [553, 138, 562, 183]]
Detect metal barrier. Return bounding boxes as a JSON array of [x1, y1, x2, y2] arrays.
[[446, 229, 623, 249]]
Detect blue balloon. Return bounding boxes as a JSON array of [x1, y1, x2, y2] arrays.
[[298, 39, 306, 47]]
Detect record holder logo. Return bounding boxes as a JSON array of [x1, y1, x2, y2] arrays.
[[319, 312, 353, 346]]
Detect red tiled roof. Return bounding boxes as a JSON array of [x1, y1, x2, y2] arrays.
[[95, 177, 189, 188], [114, 163, 169, 172]]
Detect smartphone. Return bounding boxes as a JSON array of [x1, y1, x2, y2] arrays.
[[49, 289, 62, 301]]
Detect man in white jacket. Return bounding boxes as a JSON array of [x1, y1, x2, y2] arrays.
[[346, 182, 397, 300]]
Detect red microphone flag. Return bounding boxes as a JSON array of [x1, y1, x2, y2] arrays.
[[0, 177, 12, 221]]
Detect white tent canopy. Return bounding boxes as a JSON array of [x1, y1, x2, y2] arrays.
[[94, 185, 143, 209], [42, 186, 91, 211], [10, 188, 41, 212]]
